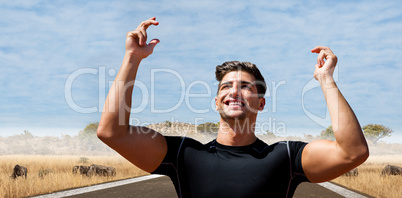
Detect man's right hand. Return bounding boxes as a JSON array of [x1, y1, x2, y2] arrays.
[[98, 17, 167, 173], [125, 17, 160, 59]]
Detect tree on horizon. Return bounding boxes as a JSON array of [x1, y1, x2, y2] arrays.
[[363, 124, 393, 144]]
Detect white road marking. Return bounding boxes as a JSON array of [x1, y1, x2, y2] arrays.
[[318, 182, 367, 198], [31, 174, 164, 198]]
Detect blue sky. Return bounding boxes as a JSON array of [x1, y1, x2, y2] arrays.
[[1, 0, 401, 143]]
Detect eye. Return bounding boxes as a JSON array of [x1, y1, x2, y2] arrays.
[[241, 84, 252, 90], [220, 85, 230, 90]]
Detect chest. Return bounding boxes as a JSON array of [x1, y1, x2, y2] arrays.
[[181, 147, 291, 197]]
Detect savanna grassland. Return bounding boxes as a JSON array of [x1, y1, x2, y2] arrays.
[[0, 155, 147, 198], [331, 154, 402, 198]]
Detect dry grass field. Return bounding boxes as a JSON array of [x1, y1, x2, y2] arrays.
[[332, 154, 402, 198], [0, 155, 148, 198]]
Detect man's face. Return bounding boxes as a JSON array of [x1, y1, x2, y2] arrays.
[[215, 71, 265, 120]]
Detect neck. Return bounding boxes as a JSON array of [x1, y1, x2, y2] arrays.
[[216, 118, 257, 146]]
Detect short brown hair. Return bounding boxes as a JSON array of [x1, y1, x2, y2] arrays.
[[215, 61, 266, 98]]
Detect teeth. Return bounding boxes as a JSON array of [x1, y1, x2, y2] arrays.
[[227, 101, 243, 106]]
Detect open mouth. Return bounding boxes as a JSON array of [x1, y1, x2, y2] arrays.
[[224, 99, 245, 107]]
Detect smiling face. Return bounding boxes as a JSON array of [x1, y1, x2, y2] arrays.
[[215, 71, 265, 121]]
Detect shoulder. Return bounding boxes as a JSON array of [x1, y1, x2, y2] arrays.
[[164, 136, 204, 150], [279, 141, 308, 172], [154, 136, 204, 167], [268, 141, 308, 155], [273, 141, 307, 148], [287, 141, 308, 152]]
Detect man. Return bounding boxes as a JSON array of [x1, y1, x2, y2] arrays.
[[97, 17, 369, 197]]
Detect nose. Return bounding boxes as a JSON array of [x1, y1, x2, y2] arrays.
[[229, 82, 241, 97]]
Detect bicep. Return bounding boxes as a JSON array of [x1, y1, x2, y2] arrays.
[[301, 140, 356, 183], [103, 126, 167, 173]]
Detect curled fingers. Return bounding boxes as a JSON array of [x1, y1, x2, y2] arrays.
[[136, 17, 159, 46], [311, 46, 334, 68]]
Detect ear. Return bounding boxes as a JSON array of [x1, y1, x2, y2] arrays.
[[215, 96, 218, 111], [258, 97, 266, 111]]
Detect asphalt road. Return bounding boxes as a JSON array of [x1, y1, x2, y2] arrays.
[[62, 176, 370, 198]]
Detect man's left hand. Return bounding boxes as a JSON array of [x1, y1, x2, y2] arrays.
[[311, 46, 338, 82]]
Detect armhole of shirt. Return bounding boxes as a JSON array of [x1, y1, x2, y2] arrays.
[[151, 136, 187, 198], [286, 141, 293, 176], [175, 137, 186, 198], [286, 141, 310, 186], [176, 137, 186, 172], [286, 141, 295, 198]]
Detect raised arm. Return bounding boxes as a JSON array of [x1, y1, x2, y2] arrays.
[[97, 17, 167, 173], [301, 46, 369, 183]]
